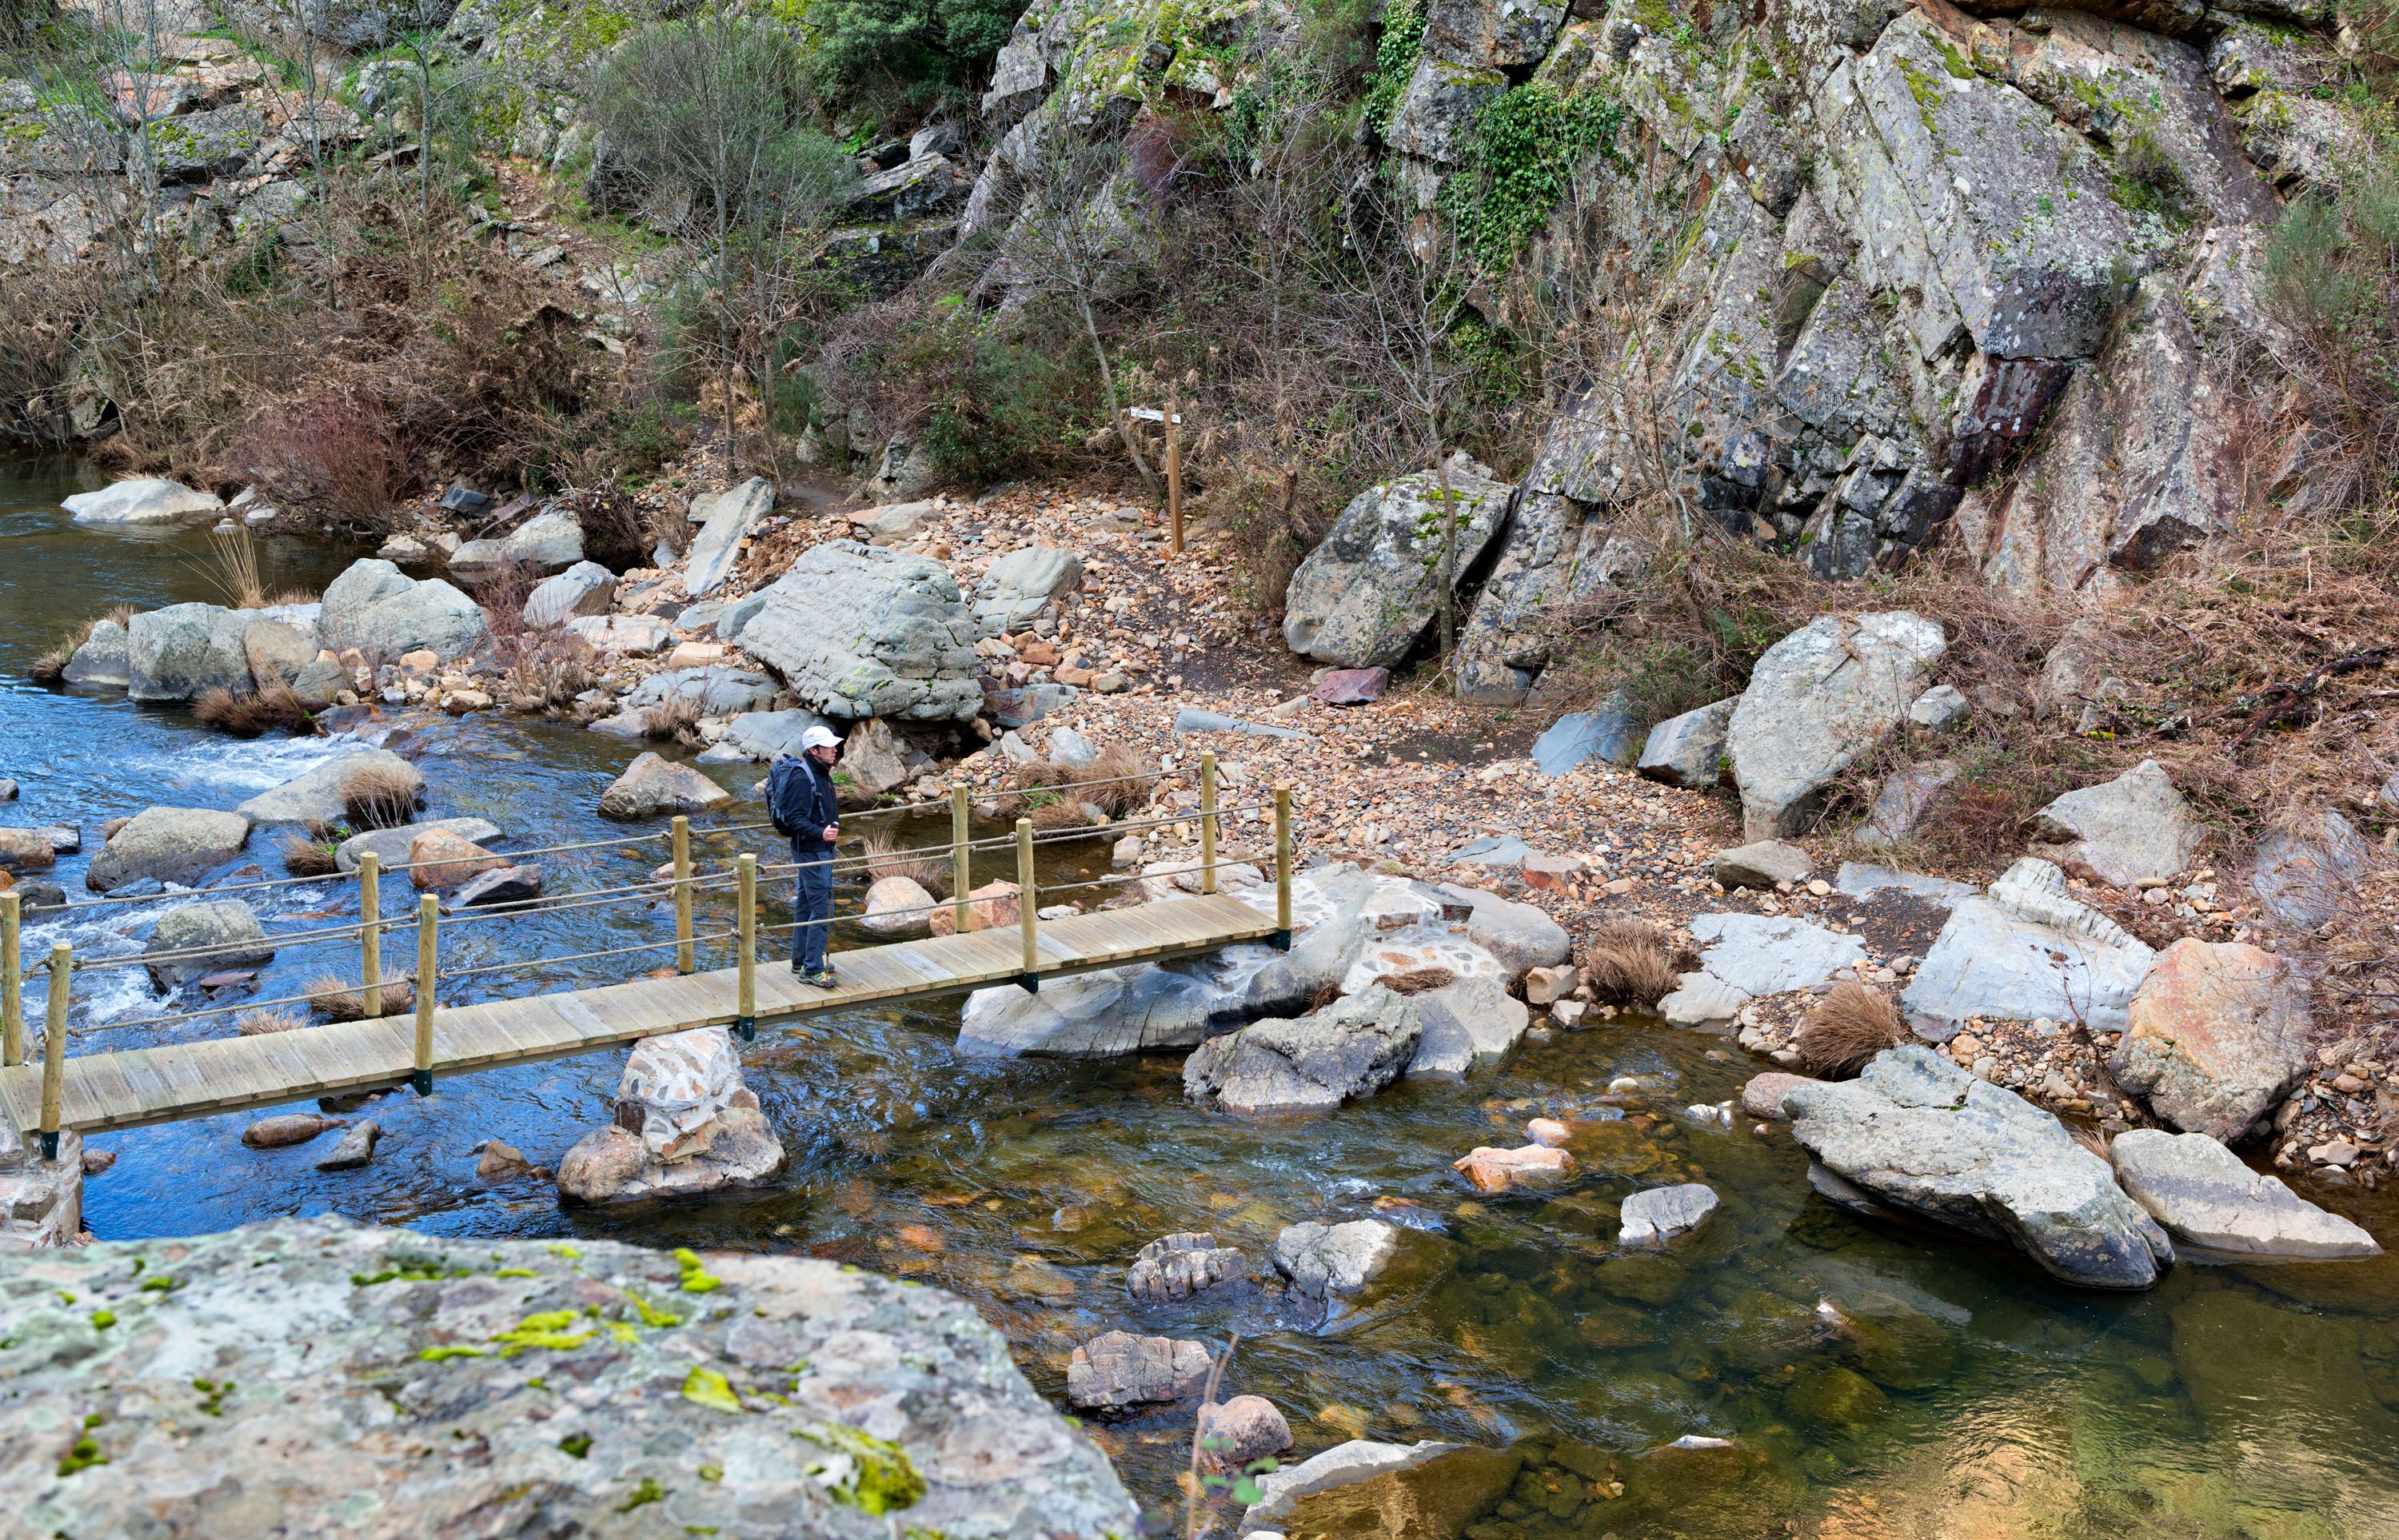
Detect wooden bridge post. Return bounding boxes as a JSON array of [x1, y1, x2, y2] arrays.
[[39, 943, 67, 1160], [2, 889, 20, 1068], [1199, 750, 1219, 895], [412, 896, 437, 1096], [949, 783, 972, 936], [673, 816, 694, 975], [1274, 784, 1294, 952], [1016, 817, 1039, 992], [735, 853, 756, 1042], [359, 852, 381, 1019]]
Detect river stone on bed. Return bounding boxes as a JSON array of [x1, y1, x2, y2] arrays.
[[86, 807, 251, 892], [236, 748, 421, 828], [1786, 1046, 2175, 1289], [127, 602, 255, 701], [1183, 984, 1423, 1115], [1689, 912, 1866, 995], [62, 618, 131, 688], [2110, 1128, 2381, 1259], [334, 817, 500, 875], [142, 899, 275, 988], [0, 1215, 1140, 1534], [1406, 975, 1530, 1077], [317, 559, 488, 661], [734, 541, 980, 720]]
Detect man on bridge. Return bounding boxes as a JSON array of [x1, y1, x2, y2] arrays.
[[768, 725, 842, 988]]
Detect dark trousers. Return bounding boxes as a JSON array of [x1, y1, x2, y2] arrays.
[[790, 844, 833, 972]]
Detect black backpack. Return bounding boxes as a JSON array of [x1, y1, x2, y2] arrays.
[[767, 755, 814, 837]]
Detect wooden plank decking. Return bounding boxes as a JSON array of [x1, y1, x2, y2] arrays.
[[0, 892, 1278, 1138]]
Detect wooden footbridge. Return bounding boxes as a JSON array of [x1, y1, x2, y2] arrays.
[[0, 760, 1291, 1153]]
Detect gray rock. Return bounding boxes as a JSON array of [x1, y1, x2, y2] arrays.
[[452, 864, 541, 908], [314, 1119, 381, 1171], [2110, 938, 2310, 1143], [235, 748, 421, 828], [623, 666, 777, 719], [62, 477, 222, 526], [1443, 835, 1534, 869], [1171, 708, 1307, 740], [1907, 684, 1970, 729], [1065, 1331, 1210, 1409], [61, 619, 130, 688], [1902, 858, 2158, 1036], [1271, 1219, 1399, 1300], [1531, 697, 1641, 775], [557, 1026, 786, 1203], [86, 807, 251, 892], [1714, 840, 1813, 889], [334, 817, 499, 876], [1045, 726, 1098, 768], [1742, 1071, 1818, 1120], [597, 752, 734, 820], [1636, 698, 1735, 788], [317, 560, 489, 661], [2110, 1128, 2381, 1259], [1690, 912, 1865, 995], [683, 477, 773, 599], [241, 616, 317, 689], [523, 561, 617, 628], [0, 1215, 1138, 1533], [1241, 1440, 1461, 1537], [1786, 1047, 2175, 1289], [1282, 466, 1512, 668], [1726, 612, 1946, 840], [2246, 810, 2370, 929], [1659, 971, 1752, 1027], [849, 498, 936, 543], [713, 590, 770, 644], [143, 900, 274, 988], [447, 509, 583, 580], [2028, 760, 2203, 887], [1854, 760, 1959, 849], [1386, 52, 1506, 166], [127, 603, 254, 702], [1431, 884, 1571, 979], [1184, 985, 1423, 1115], [1834, 863, 1977, 904], [836, 718, 910, 802], [987, 683, 1079, 728], [1619, 1183, 1718, 1246], [719, 708, 836, 763], [972, 545, 1084, 636], [1405, 976, 1529, 1078], [1127, 1233, 1253, 1303], [958, 960, 1235, 1057], [735, 541, 980, 720]]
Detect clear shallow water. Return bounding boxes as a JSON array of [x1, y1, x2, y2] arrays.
[[3, 457, 2397, 1536]]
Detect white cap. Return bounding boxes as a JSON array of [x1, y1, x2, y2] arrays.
[[800, 724, 840, 752]]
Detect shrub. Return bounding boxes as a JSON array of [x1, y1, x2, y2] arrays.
[[911, 322, 1093, 485], [27, 617, 93, 684], [1794, 983, 1904, 1077], [341, 764, 425, 830], [2265, 129, 2399, 515], [642, 695, 702, 742], [238, 389, 409, 537], [1580, 921, 1682, 1006], [808, 0, 1020, 115]]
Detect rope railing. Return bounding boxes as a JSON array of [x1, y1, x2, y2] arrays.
[[1, 757, 1299, 1159]]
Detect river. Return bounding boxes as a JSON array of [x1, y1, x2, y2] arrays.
[[3, 455, 2395, 1536]]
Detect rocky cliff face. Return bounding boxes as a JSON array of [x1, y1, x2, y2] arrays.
[[0, 1215, 1138, 1537]]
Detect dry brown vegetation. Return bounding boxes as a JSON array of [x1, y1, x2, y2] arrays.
[[1580, 920, 1684, 1007], [278, 829, 343, 878], [1795, 983, 1906, 1077], [497, 630, 601, 713], [26, 616, 94, 684], [1378, 966, 1459, 995], [1001, 743, 1160, 827], [341, 764, 425, 830], [643, 694, 704, 744], [305, 974, 415, 1021], [194, 683, 321, 737], [859, 828, 949, 896], [234, 1009, 307, 1036]]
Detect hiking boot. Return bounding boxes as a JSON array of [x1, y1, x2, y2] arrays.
[[800, 967, 839, 990]]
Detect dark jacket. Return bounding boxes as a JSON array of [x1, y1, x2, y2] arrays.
[[768, 754, 840, 850]]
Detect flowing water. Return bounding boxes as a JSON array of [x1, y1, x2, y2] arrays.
[[4, 456, 2397, 1537]]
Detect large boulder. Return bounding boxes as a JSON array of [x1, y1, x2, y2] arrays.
[[556, 1027, 786, 1204], [2027, 760, 2204, 887], [126, 603, 254, 702], [972, 545, 1084, 636], [235, 748, 421, 828], [0, 1215, 1140, 1534], [522, 561, 617, 628], [1182, 984, 1423, 1115], [717, 708, 836, 763], [446, 509, 584, 580], [1405, 976, 1529, 1078], [597, 752, 735, 820], [335, 816, 498, 876], [2246, 809, 2371, 930], [1690, 912, 1864, 995], [622, 666, 777, 720], [1787, 1047, 2174, 1289], [241, 615, 317, 690], [1725, 612, 1946, 840], [2110, 1129, 2381, 1259], [406, 828, 508, 889], [959, 960, 1242, 1058], [86, 807, 250, 892], [1636, 698, 1735, 788], [62, 477, 222, 526], [1281, 465, 1513, 668], [1902, 857, 2158, 1036], [61, 618, 130, 688], [1271, 1219, 1401, 1304], [142, 900, 274, 989], [1064, 1331, 1210, 1410], [682, 477, 774, 599], [1430, 883, 1570, 979], [734, 541, 980, 720], [317, 560, 489, 661], [2110, 938, 2310, 1142]]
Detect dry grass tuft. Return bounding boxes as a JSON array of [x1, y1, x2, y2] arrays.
[[28, 616, 97, 684], [1028, 797, 1101, 833], [1794, 982, 1906, 1077], [341, 763, 424, 830], [1000, 743, 1159, 826], [279, 831, 343, 877], [859, 828, 949, 896], [1377, 966, 1458, 995], [643, 694, 702, 743], [194, 684, 321, 737], [235, 1009, 308, 1035], [1580, 921, 1684, 1007], [1080, 743, 1158, 816], [306, 974, 415, 1021]]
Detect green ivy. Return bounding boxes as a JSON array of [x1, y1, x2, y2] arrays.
[[1362, 0, 1424, 139], [1440, 84, 1627, 270]]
